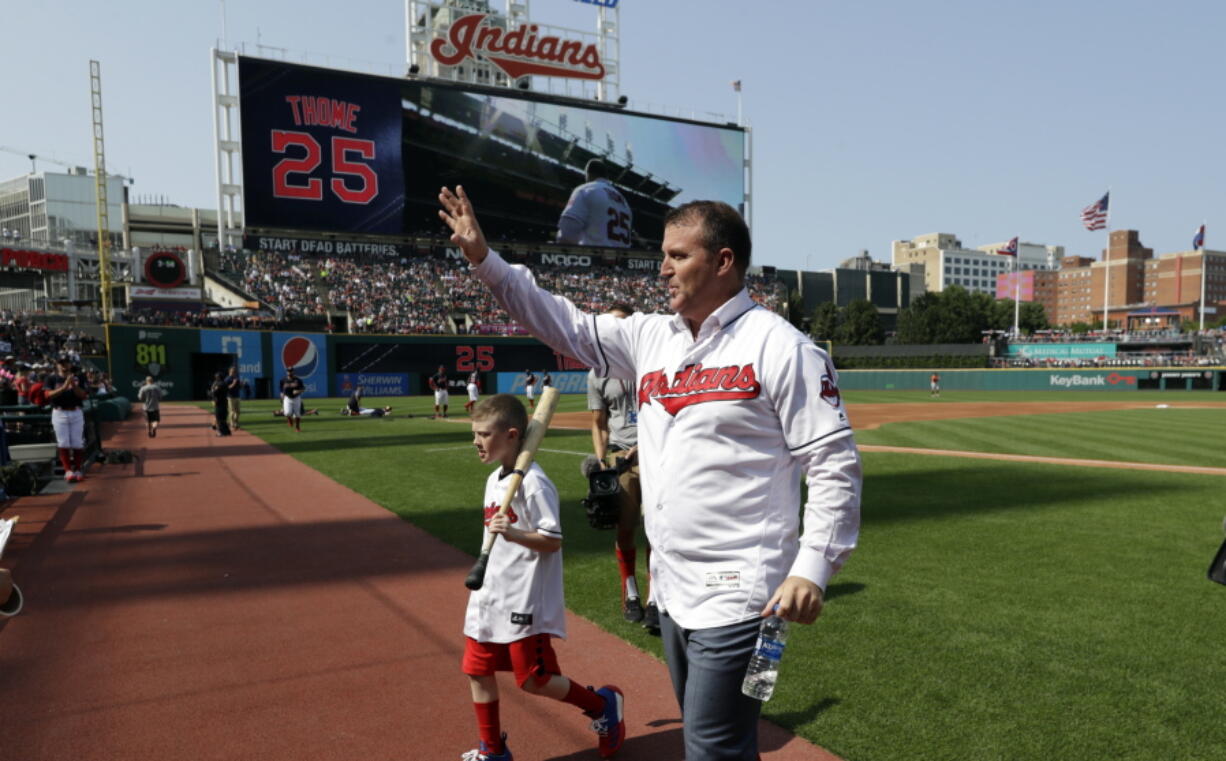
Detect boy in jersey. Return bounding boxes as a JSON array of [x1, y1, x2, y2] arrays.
[[461, 394, 625, 761], [523, 370, 537, 410], [431, 364, 450, 418], [557, 159, 633, 248]]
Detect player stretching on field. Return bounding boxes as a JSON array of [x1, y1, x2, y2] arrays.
[[280, 368, 305, 432], [431, 364, 450, 418], [588, 304, 657, 632], [458, 394, 625, 761]]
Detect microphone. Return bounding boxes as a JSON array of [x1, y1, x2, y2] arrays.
[[580, 454, 604, 478]]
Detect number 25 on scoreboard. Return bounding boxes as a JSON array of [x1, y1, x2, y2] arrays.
[[270, 130, 379, 204]]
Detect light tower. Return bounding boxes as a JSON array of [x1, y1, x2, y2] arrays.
[[89, 59, 114, 322]]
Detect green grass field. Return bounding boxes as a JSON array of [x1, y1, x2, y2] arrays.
[[210, 392, 1226, 760]]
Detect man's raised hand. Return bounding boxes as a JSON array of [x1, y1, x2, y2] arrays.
[[438, 185, 489, 265]]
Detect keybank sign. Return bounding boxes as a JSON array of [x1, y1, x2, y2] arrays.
[[1048, 372, 1136, 389]]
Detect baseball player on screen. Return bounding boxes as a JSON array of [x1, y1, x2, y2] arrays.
[[440, 185, 862, 761], [557, 159, 633, 248]]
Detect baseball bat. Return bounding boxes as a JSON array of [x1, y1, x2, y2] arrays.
[[464, 387, 561, 590]]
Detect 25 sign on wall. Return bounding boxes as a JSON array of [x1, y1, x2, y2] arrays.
[[456, 345, 495, 372]]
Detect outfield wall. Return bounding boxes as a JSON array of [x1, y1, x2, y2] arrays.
[[106, 324, 588, 401], [105, 324, 1226, 400], [839, 368, 1225, 391]]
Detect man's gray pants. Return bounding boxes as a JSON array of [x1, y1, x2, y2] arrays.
[[660, 612, 763, 761]]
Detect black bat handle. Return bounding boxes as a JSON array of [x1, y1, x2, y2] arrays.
[[465, 552, 491, 590]]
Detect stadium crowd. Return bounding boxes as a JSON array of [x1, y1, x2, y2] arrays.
[[212, 250, 787, 336]]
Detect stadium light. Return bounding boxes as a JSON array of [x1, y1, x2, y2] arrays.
[[616, 95, 628, 108]]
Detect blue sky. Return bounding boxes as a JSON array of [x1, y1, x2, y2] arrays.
[[3, 0, 1222, 272]]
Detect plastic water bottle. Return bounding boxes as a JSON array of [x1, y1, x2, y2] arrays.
[[741, 614, 789, 701]]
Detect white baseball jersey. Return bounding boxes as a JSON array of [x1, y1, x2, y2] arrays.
[[473, 251, 862, 630], [559, 179, 633, 248], [463, 462, 567, 643]]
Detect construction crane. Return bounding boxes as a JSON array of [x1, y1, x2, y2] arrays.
[[0, 145, 131, 182]]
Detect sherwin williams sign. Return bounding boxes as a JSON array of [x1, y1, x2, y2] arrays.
[[271, 332, 330, 398], [1006, 342, 1117, 359]]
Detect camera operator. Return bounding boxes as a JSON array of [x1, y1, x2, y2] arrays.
[[586, 304, 656, 632]]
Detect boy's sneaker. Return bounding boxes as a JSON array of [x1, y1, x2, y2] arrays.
[[622, 596, 644, 623], [642, 602, 660, 634], [590, 685, 625, 758], [460, 733, 512, 761]]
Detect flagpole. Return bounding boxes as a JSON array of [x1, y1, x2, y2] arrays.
[[1102, 187, 1112, 333], [1013, 241, 1021, 336], [1199, 220, 1207, 332]]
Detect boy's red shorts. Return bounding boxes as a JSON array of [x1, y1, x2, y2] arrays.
[[462, 633, 560, 688]]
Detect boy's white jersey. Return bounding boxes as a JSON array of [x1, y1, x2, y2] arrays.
[[463, 462, 566, 643]]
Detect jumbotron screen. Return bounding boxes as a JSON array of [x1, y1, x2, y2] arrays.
[[238, 56, 746, 250]]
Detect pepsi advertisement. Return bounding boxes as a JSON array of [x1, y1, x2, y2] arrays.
[[239, 56, 405, 235], [199, 329, 264, 394], [272, 333, 330, 398]]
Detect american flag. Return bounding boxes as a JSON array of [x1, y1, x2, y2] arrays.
[[731, 80, 742, 92], [1081, 192, 1109, 231], [1193, 224, 1205, 250], [997, 236, 1018, 256]]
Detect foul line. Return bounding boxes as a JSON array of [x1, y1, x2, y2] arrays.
[[859, 445, 1226, 477]]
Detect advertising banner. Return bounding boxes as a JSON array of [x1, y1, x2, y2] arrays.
[[199, 329, 265, 393], [107, 325, 199, 401], [1005, 343, 1117, 359], [271, 332, 330, 397], [496, 370, 589, 394], [336, 372, 410, 397]]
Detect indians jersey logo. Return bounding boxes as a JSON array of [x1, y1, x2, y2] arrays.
[[483, 502, 519, 526], [638, 363, 761, 416], [281, 336, 320, 378], [820, 360, 841, 408]]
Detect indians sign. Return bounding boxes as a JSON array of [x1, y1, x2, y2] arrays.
[[430, 14, 606, 80]]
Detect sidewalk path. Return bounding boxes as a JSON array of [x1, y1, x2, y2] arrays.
[[0, 405, 841, 761]]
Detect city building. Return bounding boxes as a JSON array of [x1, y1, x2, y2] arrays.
[[778, 251, 912, 330], [1047, 230, 1226, 328], [891, 233, 1059, 296]]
